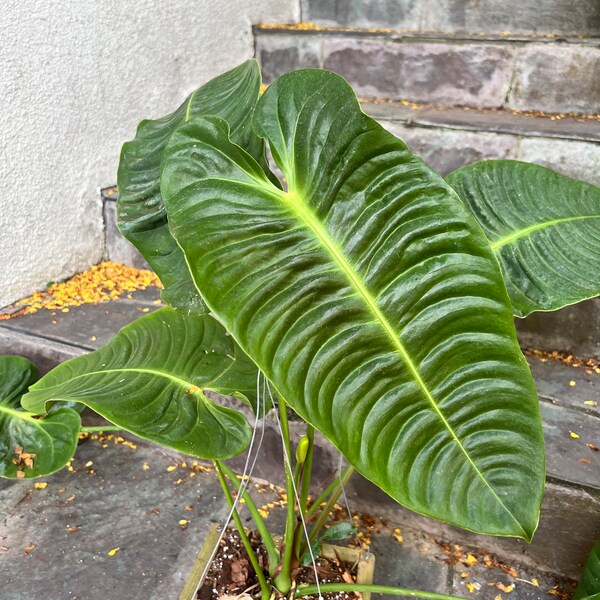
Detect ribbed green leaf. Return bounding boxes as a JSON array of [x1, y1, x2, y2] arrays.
[[22, 308, 259, 459], [0, 356, 80, 479], [576, 539, 600, 600], [161, 69, 545, 539], [446, 160, 600, 317], [117, 59, 274, 314]]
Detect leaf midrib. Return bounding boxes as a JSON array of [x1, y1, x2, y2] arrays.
[[32, 367, 217, 398], [490, 215, 600, 251], [279, 186, 527, 536]]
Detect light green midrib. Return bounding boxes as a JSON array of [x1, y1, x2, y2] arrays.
[[490, 215, 600, 251], [30, 367, 218, 400], [0, 403, 36, 421], [184, 90, 198, 122], [277, 186, 527, 536]]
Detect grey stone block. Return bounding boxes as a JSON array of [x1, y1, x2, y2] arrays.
[[103, 199, 151, 270], [0, 327, 84, 375], [322, 38, 514, 107], [369, 530, 451, 595], [507, 44, 600, 114], [301, 0, 422, 30], [383, 122, 518, 175], [256, 33, 321, 83], [518, 136, 600, 186], [365, 100, 600, 143], [422, 0, 600, 37], [2, 296, 162, 353], [517, 298, 600, 359], [0, 434, 230, 599], [526, 354, 600, 415]]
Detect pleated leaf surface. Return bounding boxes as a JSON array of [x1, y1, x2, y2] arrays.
[[0, 356, 80, 479], [22, 309, 258, 459], [161, 69, 545, 539], [117, 59, 272, 314], [446, 160, 600, 317]]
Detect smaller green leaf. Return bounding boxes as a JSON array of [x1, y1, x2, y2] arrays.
[[576, 539, 600, 600], [302, 540, 322, 566], [117, 59, 275, 315], [22, 308, 260, 459], [0, 356, 80, 479], [321, 522, 357, 542], [446, 160, 600, 317]]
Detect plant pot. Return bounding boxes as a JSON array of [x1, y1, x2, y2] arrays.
[[179, 524, 375, 600]]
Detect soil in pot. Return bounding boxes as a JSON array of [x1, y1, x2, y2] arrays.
[[198, 528, 360, 600]]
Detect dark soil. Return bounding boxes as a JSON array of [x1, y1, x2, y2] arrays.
[[198, 529, 359, 600]]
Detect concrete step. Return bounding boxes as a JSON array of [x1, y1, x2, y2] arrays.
[[0, 292, 598, 579], [255, 26, 600, 114], [0, 431, 576, 600], [298, 0, 600, 38]]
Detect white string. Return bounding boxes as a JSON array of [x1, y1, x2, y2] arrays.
[[191, 371, 267, 600], [337, 453, 369, 559], [267, 378, 323, 600]]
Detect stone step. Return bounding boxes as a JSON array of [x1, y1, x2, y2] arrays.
[[255, 27, 600, 114], [298, 0, 600, 38], [0, 294, 598, 578]]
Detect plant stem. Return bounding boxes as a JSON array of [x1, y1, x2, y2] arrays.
[[273, 397, 296, 595], [295, 583, 466, 600], [308, 465, 355, 543], [214, 461, 271, 600], [299, 425, 314, 513], [305, 465, 355, 518], [80, 425, 123, 433], [292, 425, 315, 559], [217, 461, 280, 574]]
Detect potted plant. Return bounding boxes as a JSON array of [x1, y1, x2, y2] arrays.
[[1, 60, 598, 599]]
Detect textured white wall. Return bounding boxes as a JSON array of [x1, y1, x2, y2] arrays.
[[0, 0, 298, 308]]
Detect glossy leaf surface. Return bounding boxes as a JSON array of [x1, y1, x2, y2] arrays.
[[446, 160, 600, 317], [161, 69, 545, 539], [576, 539, 600, 600], [0, 356, 80, 479], [22, 309, 259, 459], [117, 59, 271, 314]]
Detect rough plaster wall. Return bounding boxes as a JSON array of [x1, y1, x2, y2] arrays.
[[0, 0, 299, 308]]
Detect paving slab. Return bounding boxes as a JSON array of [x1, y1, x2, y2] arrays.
[[0, 433, 229, 600]]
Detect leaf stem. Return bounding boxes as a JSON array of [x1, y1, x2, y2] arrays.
[[308, 466, 355, 543], [217, 461, 280, 574], [214, 461, 271, 600], [306, 465, 355, 518], [80, 425, 123, 433], [295, 583, 466, 600], [273, 397, 296, 595]]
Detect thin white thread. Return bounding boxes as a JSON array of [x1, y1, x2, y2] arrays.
[[192, 371, 267, 600], [267, 378, 323, 600]]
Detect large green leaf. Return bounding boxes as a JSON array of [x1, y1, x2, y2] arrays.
[[576, 539, 600, 600], [22, 308, 259, 459], [446, 160, 600, 317], [160, 69, 545, 539], [0, 356, 80, 479], [117, 59, 275, 314]]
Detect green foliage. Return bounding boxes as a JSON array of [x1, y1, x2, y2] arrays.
[[117, 59, 276, 314], [22, 308, 260, 459], [301, 522, 357, 566], [446, 160, 600, 317], [160, 69, 544, 539], [0, 356, 79, 479], [576, 539, 600, 600]]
